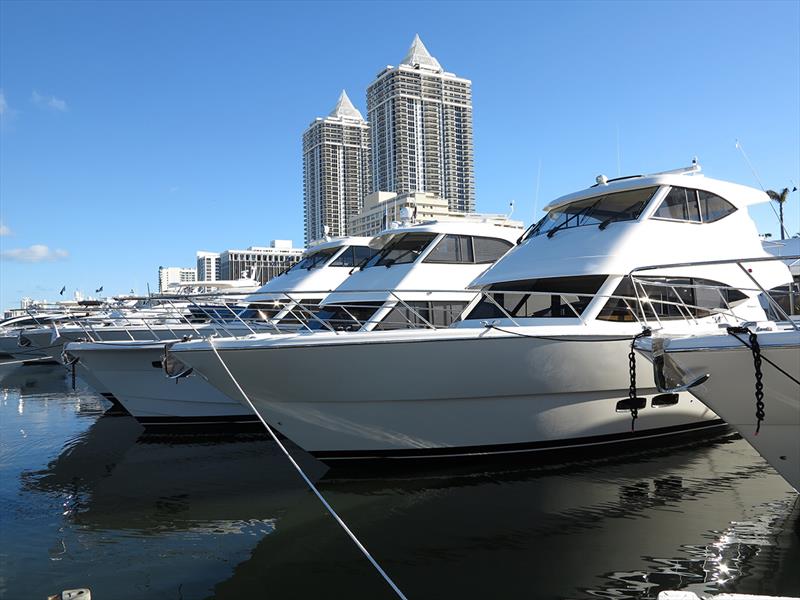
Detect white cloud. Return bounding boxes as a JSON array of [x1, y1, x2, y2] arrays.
[[1, 244, 69, 262], [0, 91, 7, 116], [31, 90, 68, 112], [0, 223, 11, 236]]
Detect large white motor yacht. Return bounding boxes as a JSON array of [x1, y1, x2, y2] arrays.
[[170, 164, 793, 461]]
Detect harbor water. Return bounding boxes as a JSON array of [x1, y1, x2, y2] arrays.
[[1, 360, 798, 599]]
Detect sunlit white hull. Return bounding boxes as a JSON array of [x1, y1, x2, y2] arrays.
[[65, 341, 256, 428], [174, 328, 723, 460], [640, 328, 800, 492]]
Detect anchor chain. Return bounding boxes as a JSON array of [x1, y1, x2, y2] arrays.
[[628, 328, 652, 431], [727, 326, 766, 435], [750, 330, 765, 434]]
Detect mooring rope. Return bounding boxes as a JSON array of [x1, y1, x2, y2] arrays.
[[206, 339, 409, 600]]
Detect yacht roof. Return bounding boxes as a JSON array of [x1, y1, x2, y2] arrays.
[[306, 236, 373, 254], [369, 220, 521, 248], [543, 167, 768, 213]]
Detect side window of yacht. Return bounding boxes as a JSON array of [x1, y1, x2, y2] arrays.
[[466, 276, 607, 320], [473, 237, 514, 263], [652, 187, 701, 222], [375, 301, 469, 329], [307, 303, 381, 331], [424, 235, 474, 263], [597, 277, 749, 322], [697, 191, 737, 223]]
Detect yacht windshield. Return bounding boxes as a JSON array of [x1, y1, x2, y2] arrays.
[[530, 187, 658, 238], [288, 247, 339, 272], [366, 233, 438, 268]]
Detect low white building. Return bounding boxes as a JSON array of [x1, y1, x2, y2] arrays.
[[349, 191, 523, 237], [220, 240, 304, 284], [158, 266, 197, 292]]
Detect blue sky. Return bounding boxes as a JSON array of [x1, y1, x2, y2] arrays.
[[1, 0, 798, 311]]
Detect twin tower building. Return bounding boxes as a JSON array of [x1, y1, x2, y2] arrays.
[[302, 35, 475, 245]]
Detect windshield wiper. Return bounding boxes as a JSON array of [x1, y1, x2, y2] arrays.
[[547, 201, 598, 238], [598, 217, 614, 230]]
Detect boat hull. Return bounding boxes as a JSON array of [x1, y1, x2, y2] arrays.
[[654, 330, 799, 492], [66, 341, 257, 429], [175, 331, 723, 460]]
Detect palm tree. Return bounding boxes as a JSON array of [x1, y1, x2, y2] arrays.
[[766, 186, 797, 240]]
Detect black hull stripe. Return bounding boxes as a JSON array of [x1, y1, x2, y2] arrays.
[[137, 414, 260, 426], [311, 419, 728, 460]]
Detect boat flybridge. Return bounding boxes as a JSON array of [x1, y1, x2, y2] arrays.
[[169, 162, 793, 461], [632, 254, 800, 492], [60, 237, 377, 428]]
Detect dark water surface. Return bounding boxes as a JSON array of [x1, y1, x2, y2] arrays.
[[1, 361, 798, 600]]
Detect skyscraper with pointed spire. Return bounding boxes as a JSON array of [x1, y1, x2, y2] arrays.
[[367, 35, 475, 213], [303, 90, 372, 245]]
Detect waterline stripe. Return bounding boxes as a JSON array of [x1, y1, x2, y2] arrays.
[[206, 339, 409, 600]]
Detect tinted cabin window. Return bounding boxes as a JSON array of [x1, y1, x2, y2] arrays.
[[473, 237, 513, 263], [375, 301, 469, 330], [653, 187, 701, 222], [330, 246, 376, 267], [424, 235, 473, 263], [653, 187, 737, 223], [369, 233, 437, 267], [466, 275, 607, 320], [698, 191, 737, 222], [289, 248, 338, 271], [307, 303, 381, 331], [597, 277, 749, 322]]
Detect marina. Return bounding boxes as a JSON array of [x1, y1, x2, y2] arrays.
[[2, 3, 799, 598]]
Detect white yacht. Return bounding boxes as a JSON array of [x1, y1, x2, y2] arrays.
[[633, 256, 799, 492], [61, 237, 376, 428], [170, 164, 793, 461], [244, 236, 374, 326], [300, 220, 519, 332]]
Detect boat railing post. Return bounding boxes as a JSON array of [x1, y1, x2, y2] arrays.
[[187, 296, 236, 339], [482, 290, 521, 326], [284, 291, 336, 333], [736, 260, 798, 330], [388, 291, 436, 330], [225, 296, 258, 337], [174, 297, 204, 338]]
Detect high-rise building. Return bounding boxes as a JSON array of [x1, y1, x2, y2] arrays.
[[219, 240, 304, 284], [367, 35, 475, 213], [158, 266, 197, 292], [196, 251, 220, 282], [303, 90, 372, 246]]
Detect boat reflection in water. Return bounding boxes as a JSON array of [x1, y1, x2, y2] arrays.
[[7, 365, 799, 600], [207, 435, 798, 599]]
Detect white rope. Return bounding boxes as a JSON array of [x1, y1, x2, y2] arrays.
[[0, 356, 59, 367], [206, 339, 409, 600]]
